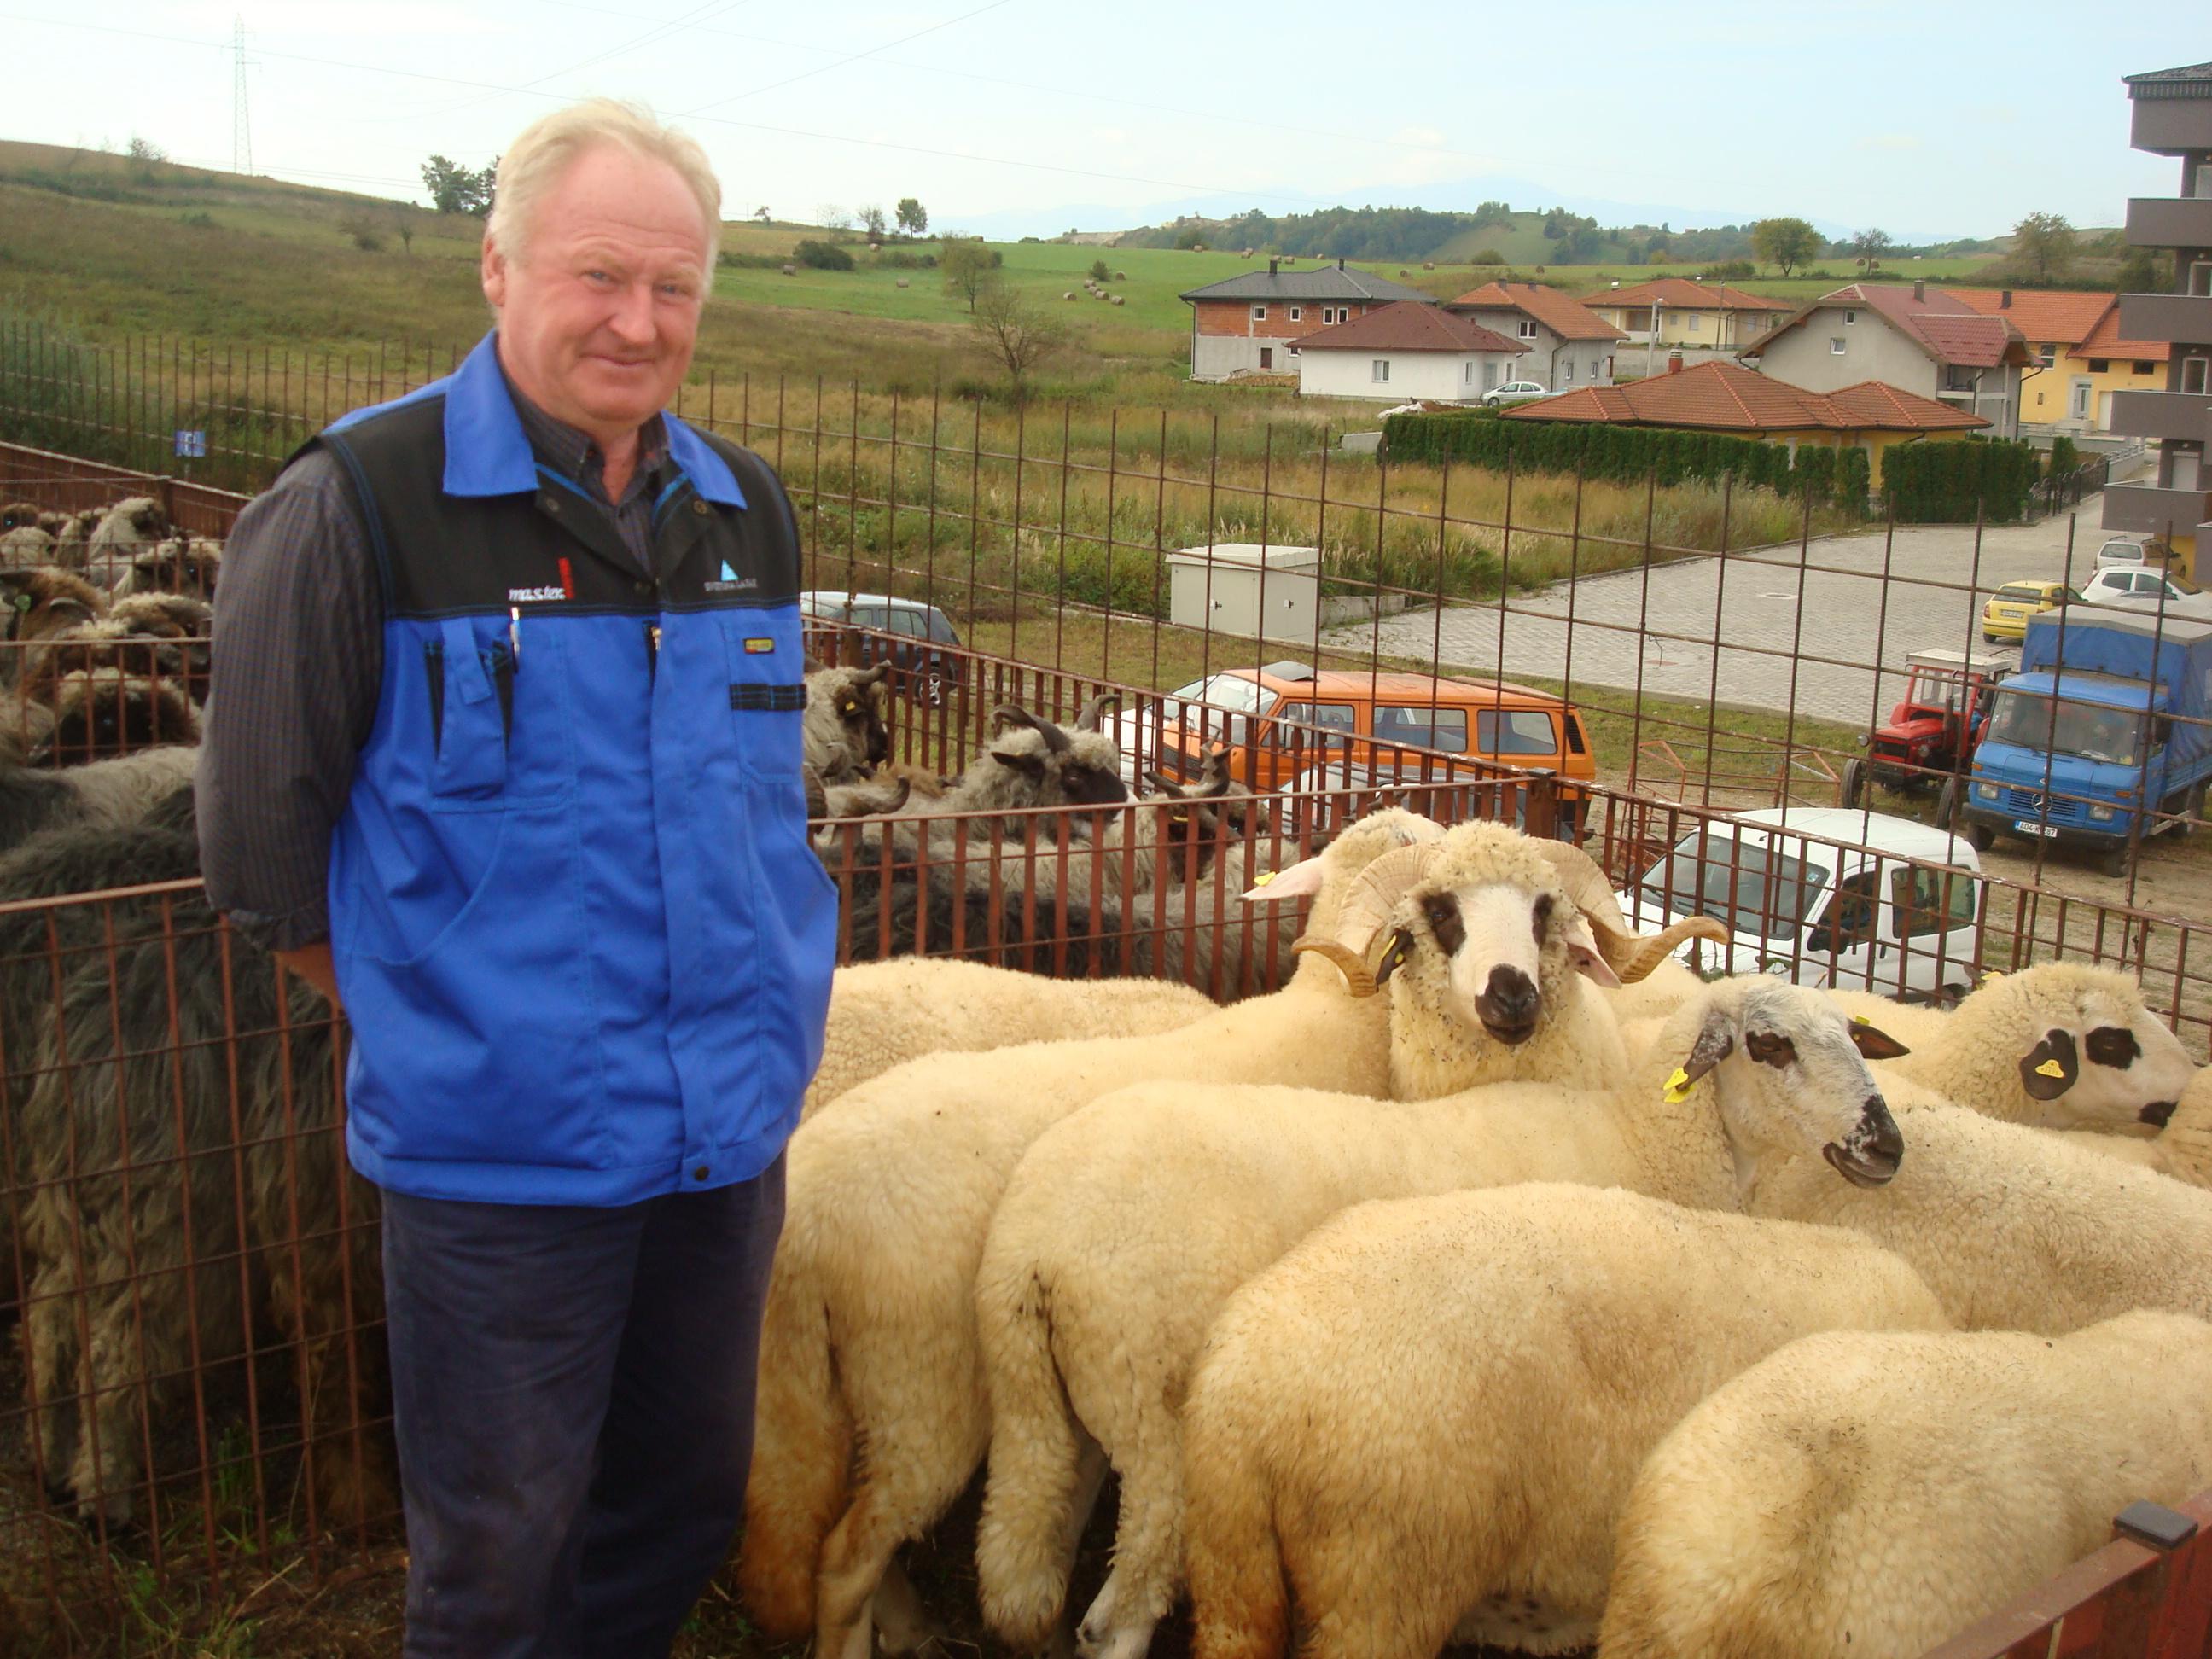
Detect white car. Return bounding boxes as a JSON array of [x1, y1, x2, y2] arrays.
[[2093, 535, 2175, 572], [2077, 567, 2212, 620], [1481, 381, 1551, 407], [1616, 806, 1985, 1004]]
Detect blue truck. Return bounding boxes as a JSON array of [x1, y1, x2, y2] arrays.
[[1961, 609, 2212, 875]]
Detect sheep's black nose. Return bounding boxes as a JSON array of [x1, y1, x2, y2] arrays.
[[1476, 966, 1540, 1042], [2143, 1100, 2179, 1129], [1863, 1097, 1905, 1169]]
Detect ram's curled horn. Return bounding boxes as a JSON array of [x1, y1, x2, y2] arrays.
[[868, 777, 912, 817], [989, 704, 1074, 756], [1289, 841, 1446, 998], [853, 661, 892, 686], [1074, 690, 1121, 731], [1193, 741, 1236, 797], [1532, 840, 1731, 983]]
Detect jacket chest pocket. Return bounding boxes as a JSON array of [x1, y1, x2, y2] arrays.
[[722, 613, 805, 782], [427, 614, 575, 809]]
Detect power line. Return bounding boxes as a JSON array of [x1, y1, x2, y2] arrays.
[[231, 15, 252, 176], [0, 9, 1367, 210], [678, 0, 1018, 118]]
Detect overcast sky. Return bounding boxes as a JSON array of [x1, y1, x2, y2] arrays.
[[1, 0, 2190, 241]]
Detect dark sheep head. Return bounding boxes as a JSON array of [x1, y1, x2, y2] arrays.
[[29, 669, 200, 767]]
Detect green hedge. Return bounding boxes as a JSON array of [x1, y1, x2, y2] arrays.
[[1378, 410, 2034, 521], [1382, 410, 1825, 503], [1880, 435, 2041, 524]]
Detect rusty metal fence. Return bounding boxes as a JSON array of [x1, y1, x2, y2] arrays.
[[6, 347, 2212, 1649]]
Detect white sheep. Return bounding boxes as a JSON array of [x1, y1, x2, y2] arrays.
[[1600, 1311, 2212, 1659], [0, 526, 55, 568], [1746, 1092, 2212, 1334], [1180, 1185, 1948, 1659], [1829, 962, 2197, 1133], [2053, 1061, 2212, 1183], [972, 976, 1907, 1659], [84, 497, 167, 591], [736, 810, 1447, 1659], [800, 958, 1216, 1120]]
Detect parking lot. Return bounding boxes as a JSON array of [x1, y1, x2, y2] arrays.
[[1330, 500, 2110, 728]]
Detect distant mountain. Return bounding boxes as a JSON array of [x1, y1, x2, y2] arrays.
[[947, 176, 1994, 254]]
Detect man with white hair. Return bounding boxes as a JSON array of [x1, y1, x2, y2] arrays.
[[198, 100, 835, 1655]]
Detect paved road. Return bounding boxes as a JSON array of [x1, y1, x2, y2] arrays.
[[1325, 499, 2116, 729]]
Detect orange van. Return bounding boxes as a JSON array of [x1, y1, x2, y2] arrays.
[[1116, 662, 1597, 830]]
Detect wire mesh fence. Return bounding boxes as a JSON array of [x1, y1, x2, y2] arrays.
[[4, 336, 2212, 1649]]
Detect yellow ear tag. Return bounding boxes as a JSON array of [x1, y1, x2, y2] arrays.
[[1663, 1067, 1694, 1103], [1251, 870, 1277, 887], [2036, 1057, 2066, 1079], [1851, 1015, 1871, 1026]]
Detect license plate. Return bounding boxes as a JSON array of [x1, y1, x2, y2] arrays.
[[2013, 819, 2061, 838]]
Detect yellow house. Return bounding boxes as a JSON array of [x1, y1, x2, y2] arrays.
[[1501, 358, 1988, 491], [1583, 276, 1796, 352], [1945, 288, 2169, 431]]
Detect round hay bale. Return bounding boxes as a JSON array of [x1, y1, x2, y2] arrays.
[[1423, 261, 1435, 270], [1063, 291, 1076, 300], [1114, 270, 1126, 280], [870, 242, 881, 252], [1110, 294, 1124, 306], [895, 277, 910, 288], [781, 263, 795, 275]]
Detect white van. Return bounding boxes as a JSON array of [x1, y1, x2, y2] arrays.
[[1617, 807, 1986, 1003]]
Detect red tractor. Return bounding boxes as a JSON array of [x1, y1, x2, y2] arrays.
[[1839, 649, 2008, 829]]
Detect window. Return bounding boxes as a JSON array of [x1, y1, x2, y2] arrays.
[[1638, 832, 1832, 944], [1830, 337, 1847, 355], [1563, 361, 1575, 382], [1889, 866, 1976, 941], [1251, 304, 1267, 322], [1945, 365, 1975, 392], [1464, 361, 1476, 383], [1372, 704, 1468, 752], [1274, 702, 1356, 750], [1259, 346, 1273, 370], [1811, 872, 1883, 952], [1161, 672, 1279, 748], [1475, 709, 1558, 755], [2088, 359, 2110, 374], [2184, 358, 2209, 396], [1372, 358, 1390, 382], [1289, 306, 1302, 322], [2135, 361, 2156, 375], [1844, 310, 1856, 324], [1517, 318, 1538, 339], [2037, 346, 2056, 367], [1688, 313, 1703, 333]]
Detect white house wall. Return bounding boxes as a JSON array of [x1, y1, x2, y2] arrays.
[[1296, 349, 1521, 400], [1448, 310, 1611, 389]]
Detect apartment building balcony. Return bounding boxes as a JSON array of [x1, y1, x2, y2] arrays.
[[2131, 97, 2212, 156], [2107, 389, 2212, 445], [2104, 481, 2212, 537], [2119, 292, 2212, 347], [2125, 196, 2212, 249]]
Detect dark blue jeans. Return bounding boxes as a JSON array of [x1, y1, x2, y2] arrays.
[[380, 1155, 785, 1658]]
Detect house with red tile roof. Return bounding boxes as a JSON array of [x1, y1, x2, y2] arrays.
[[1583, 276, 1794, 352], [1942, 287, 2170, 432], [1178, 257, 1436, 381], [1288, 302, 1528, 401], [1500, 358, 1986, 487], [1739, 281, 2031, 438], [1444, 281, 1624, 392]]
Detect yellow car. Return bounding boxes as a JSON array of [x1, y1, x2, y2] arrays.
[[1982, 580, 2080, 644]]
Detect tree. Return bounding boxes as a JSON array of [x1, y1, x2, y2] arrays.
[[392, 210, 416, 255], [859, 204, 888, 240], [895, 197, 928, 238], [754, 205, 771, 223], [2012, 212, 2078, 282], [817, 203, 853, 232], [2116, 244, 2172, 294], [1750, 217, 1820, 276], [1088, 259, 1110, 282], [941, 239, 998, 312], [1849, 227, 1894, 275], [125, 135, 166, 164], [422, 154, 494, 217], [969, 281, 1068, 403]]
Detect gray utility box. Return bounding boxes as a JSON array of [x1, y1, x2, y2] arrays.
[[1165, 543, 1320, 643]]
